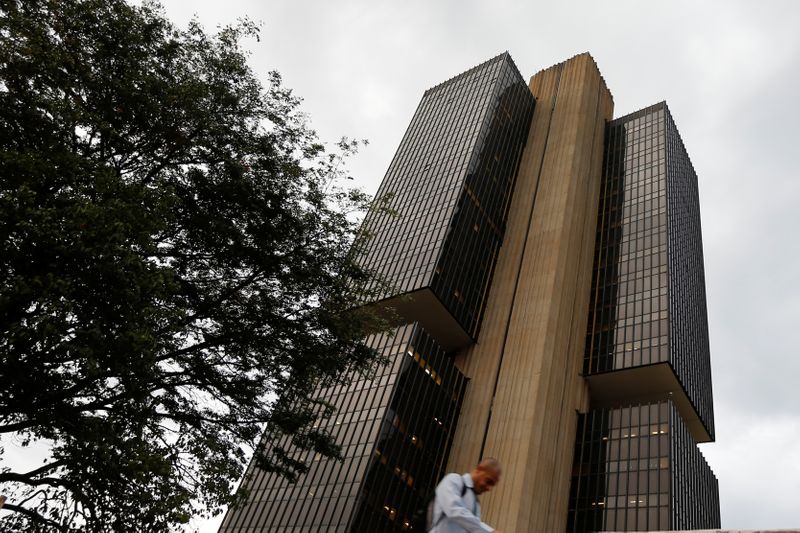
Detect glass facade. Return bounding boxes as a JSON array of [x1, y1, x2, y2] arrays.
[[358, 52, 534, 340], [221, 53, 533, 533], [670, 402, 720, 530], [221, 57, 721, 533], [584, 104, 671, 375], [219, 323, 466, 531], [664, 109, 714, 439], [567, 401, 719, 532], [571, 102, 719, 531], [346, 325, 468, 531], [583, 102, 714, 437]]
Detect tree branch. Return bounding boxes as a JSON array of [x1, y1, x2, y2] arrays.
[[0, 473, 92, 508], [1, 502, 66, 531], [19, 460, 68, 479], [0, 419, 37, 434]]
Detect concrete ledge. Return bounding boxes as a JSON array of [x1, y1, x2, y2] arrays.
[[372, 288, 473, 350], [586, 362, 712, 443]]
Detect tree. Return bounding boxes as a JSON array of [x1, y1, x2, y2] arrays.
[[0, 0, 391, 530]]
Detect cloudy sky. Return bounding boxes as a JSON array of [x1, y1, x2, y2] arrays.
[[152, 1, 800, 530]]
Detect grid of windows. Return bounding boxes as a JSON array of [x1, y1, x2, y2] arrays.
[[567, 400, 719, 533], [584, 102, 714, 438], [347, 325, 468, 531], [671, 400, 721, 530], [358, 52, 534, 340], [219, 327, 412, 531], [568, 402, 673, 532], [221, 54, 530, 533], [221, 56, 721, 533], [664, 107, 715, 439], [585, 106, 670, 375], [219, 323, 466, 532], [573, 102, 719, 532]]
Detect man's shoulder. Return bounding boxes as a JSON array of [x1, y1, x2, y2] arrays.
[[439, 472, 469, 491], [441, 472, 468, 484]]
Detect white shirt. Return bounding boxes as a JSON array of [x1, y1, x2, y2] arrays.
[[429, 473, 494, 533]]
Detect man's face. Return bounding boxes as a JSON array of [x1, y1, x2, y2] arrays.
[[472, 467, 500, 495]]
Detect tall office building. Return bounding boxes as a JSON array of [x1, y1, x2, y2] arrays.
[[566, 103, 719, 532], [220, 53, 719, 532]]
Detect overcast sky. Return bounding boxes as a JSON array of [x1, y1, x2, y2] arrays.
[[152, 1, 800, 531]]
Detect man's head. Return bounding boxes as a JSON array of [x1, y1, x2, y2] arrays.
[[470, 457, 501, 495]]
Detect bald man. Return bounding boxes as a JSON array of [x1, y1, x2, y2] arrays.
[[429, 458, 502, 533]]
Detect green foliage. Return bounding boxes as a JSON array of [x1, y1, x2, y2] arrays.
[[0, 0, 390, 530]]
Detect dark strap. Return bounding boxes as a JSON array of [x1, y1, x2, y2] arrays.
[[431, 478, 474, 529]]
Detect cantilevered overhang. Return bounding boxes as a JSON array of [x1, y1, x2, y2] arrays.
[[586, 362, 713, 443], [372, 288, 473, 351]]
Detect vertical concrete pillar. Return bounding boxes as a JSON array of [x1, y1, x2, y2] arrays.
[[448, 53, 613, 532]]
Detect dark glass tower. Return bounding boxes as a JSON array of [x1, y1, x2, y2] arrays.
[[219, 52, 535, 532], [220, 59, 719, 533], [219, 324, 468, 531], [569, 402, 719, 531], [567, 102, 719, 532], [357, 53, 535, 348]]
